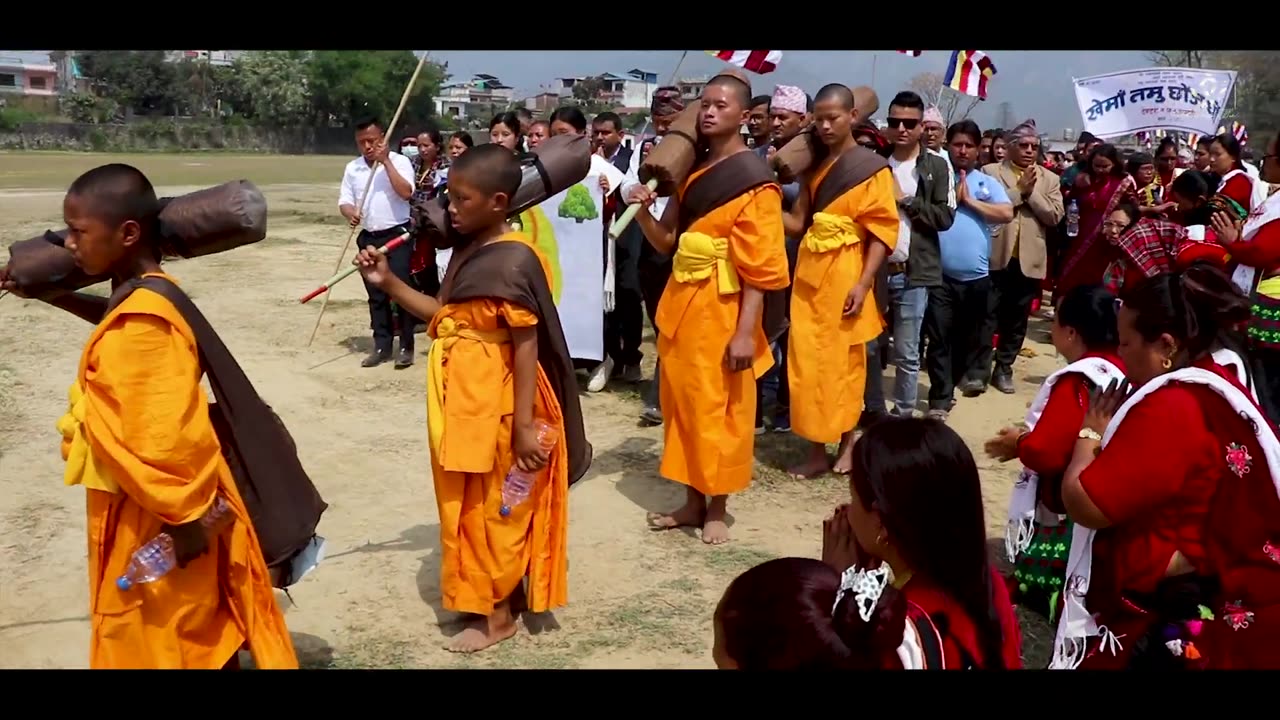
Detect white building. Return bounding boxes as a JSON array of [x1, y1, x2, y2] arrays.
[[434, 73, 515, 121], [555, 68, 658, 113]]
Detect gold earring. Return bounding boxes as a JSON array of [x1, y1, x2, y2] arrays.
[[1162, 357, 1173, 370]]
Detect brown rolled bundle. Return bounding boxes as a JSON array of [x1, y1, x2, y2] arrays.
[[635, 68, 756, 197], [419, 133, 593, 249], [4, 180, 268, 300], [770, 85, 880, 184]]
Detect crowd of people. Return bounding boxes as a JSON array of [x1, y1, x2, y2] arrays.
[[7, 67, 1280, 670]]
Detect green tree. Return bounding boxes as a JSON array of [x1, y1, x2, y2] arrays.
[[78, 51, 176, 116], [568, 75, 616, 114], [231, 51, 313, 127], [307, 51, 446, 128], [558, 184, 598, 224]]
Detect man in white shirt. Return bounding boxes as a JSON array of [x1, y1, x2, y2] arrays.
[[338, 116, 417, 368]]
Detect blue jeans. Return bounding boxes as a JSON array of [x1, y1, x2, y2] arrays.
[[871, 273, 928, 417]]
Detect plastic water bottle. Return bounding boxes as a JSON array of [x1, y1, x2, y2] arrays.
[[500, 419, 559, 517], [116, 496, 234, 591], [1066, 199, 1080, 238]]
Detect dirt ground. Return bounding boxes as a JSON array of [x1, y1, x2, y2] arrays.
[[0, 151, 1059, 669]]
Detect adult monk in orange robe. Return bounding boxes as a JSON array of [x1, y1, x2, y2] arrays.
[[1, 164, 296, 669], [356, 144, 590, 652], [783, 84, 900, 478], [632, 74, 791, 544]]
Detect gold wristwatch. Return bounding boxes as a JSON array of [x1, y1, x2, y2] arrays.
[[1078, 428, 1102, 442]]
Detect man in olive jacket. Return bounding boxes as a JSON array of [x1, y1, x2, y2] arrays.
[[865, 90, 956, 420]]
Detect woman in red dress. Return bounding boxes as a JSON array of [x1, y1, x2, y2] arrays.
[[1057, 144, 1137, 300], [1053, 265, 1280, 669], [1209, 133, 1268, 216], [824, 417, 1023, 669], [986, 284, 1125, 623]]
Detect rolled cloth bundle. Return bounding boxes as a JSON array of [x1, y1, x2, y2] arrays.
[[771, 85, 880, 184], [637, 69, 754, 197], [4, 180, 268, 300], [418, 132, 592, 249]]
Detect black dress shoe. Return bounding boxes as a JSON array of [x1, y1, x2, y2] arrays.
[[993, 373, 1016, 395], [395, 348, 414, 369], [959, 379, 986, 397], [362, 349, 391, 368]]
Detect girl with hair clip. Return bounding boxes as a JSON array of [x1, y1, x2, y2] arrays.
[[714, 557, 940, 669], [986, 284, 1125, 625], [1053, 265, 1280, 669], [823, 417, 1024, 669]]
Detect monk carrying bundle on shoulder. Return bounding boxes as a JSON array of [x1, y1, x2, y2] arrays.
[[782, 84, 901, 479], [629, 70, 791, 545]]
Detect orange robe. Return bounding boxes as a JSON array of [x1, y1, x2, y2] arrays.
[[656, 169, 790, 496], [427, 235, 569, 615], [789, 164, 900, 443], [59, 273, 295, 669]]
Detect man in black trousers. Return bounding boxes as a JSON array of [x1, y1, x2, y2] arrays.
[[338, 116, 418, 368]]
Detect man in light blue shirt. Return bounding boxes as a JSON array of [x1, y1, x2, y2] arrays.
[[923, 119, 1014, 419]]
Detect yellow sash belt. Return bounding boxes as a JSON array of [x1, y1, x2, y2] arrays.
[[426, 316, 513, 459], [56, 381, 120, 493], [672, 231, 740, 295], [802, 212, 866, 254]]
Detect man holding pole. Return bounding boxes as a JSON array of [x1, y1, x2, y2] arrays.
[[338, 116, 418, 368], [620, 86, 684, 425]]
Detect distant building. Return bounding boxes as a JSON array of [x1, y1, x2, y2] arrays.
[[0, 55, 57, 97], [523, 92, 561, 117], [164, 50, 244, 66], [435, 73, 515, 121], [554, 68, 657, 111], [677, 76, 708, 103]]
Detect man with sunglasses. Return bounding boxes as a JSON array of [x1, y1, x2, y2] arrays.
[[865, 90, 955, 421]]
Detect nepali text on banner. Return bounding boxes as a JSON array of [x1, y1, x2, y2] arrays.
[[1072, 66, 1236, 139]]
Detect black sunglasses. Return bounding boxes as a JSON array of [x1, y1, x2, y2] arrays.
[[885, 117, 920, 130]]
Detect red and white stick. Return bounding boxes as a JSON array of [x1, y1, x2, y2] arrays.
[[298, 232, 410, 304]]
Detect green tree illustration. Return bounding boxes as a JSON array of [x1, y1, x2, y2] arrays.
[[558, 184, 598, 224]]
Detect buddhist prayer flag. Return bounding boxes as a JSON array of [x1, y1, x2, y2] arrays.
[[944, 50, 997, 100], [707, 50, 782, 74], [1232, 121, 1248, 144]]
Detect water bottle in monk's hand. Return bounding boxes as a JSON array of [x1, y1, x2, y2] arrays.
[[117, 496, 234, 591], [500, 419, 559, 518]]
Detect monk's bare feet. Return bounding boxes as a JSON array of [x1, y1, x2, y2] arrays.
[[702, 496, 730, 545], [832, 431, 857, 475], [648, 487, 706, 530], [789, 443, 831, 478], [446, 604, 517, 653]]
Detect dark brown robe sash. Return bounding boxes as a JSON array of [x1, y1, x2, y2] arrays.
[[677, 150, 790, 342], [440, 240, 593, 486]]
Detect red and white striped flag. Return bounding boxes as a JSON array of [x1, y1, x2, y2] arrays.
[[706, 50, 782, 74], [898, 50, 923, 57], [943, 50, 997, 100], [1186, 132, 1200, 150]]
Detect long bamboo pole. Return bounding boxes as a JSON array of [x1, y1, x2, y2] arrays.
[[305, 52, 429, 347]]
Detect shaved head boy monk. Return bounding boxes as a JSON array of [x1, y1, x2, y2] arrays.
[[630, 73, 791, 544], [0, 164, 296, 669], [783, 84, 900, 478], [355, 144, 590, 652]]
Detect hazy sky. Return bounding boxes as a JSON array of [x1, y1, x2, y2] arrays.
[[430, 50, 1155, 136]]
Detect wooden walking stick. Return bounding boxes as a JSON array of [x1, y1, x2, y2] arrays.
[[305, 52, 429, 347]]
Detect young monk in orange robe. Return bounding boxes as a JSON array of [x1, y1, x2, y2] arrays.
[[783, 84, 901, 478], [4, 164, 297, 669], [632, 74, 791, 544], [355, 143, 590, 652]]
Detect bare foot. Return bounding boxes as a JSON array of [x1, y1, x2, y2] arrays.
[[702, 496, 730, 545], [832, 431, 856, 475], [446, 611, 518, 653], [647, 502, 705, 530], [789, 443, 831, 478]]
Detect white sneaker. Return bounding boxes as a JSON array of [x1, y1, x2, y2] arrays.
[[587, 357, 613, 392]]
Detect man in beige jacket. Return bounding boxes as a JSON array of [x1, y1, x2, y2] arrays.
[[978, 119, 1064, 395]]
